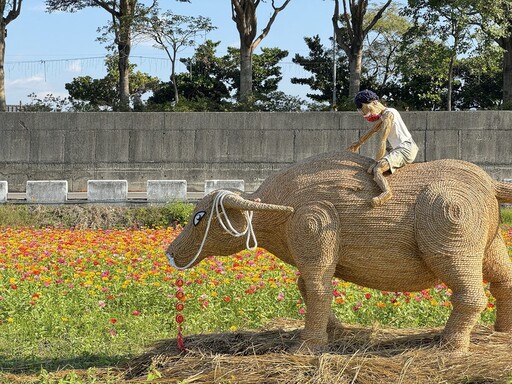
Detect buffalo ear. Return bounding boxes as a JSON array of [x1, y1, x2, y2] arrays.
[[222, 193, 294, 213]]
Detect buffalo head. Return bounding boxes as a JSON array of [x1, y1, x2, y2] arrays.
[[166, 190, 294, 270]]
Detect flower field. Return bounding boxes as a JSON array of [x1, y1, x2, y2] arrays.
[[0, 225, 511, 376]]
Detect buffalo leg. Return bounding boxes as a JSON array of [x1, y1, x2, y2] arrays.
[[287, 202, 340, 351], [484, 233, 512, 332], [297, 276, 342, 340], [423, 253, 487, 352]]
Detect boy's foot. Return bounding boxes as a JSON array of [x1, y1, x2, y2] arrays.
[[372, 191, 393, 207]]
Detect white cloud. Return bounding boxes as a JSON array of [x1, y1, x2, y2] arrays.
[[7, 75, 45, 87]]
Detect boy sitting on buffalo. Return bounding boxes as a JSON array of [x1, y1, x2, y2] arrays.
[[349, 89, 418, 207]]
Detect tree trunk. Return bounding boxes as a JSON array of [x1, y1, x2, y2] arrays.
[[118, 41, 130, 111], [116, 0, 133, 112], [348, 47, 363, 98], [0, 25, 6, 112], [171, 45, 179, 105], [239, 42, 253, 102], [503, 36, 512, 109], [447, 54, 455, 111]]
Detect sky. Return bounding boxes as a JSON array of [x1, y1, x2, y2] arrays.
[[5, 0, 339, 106]]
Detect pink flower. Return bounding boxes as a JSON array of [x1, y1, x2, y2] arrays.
[[98, 300, 106, 308], [298, 308, 306, 315], [276, 292, 285, 301], [132, 310, 140, 316]]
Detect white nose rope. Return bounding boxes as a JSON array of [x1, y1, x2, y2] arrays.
[[167, 190, 258, 270]]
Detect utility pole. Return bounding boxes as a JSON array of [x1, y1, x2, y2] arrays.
[[332, 26, 337, 111]]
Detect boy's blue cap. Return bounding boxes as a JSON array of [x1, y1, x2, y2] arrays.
[[354, 89, 379, 109]]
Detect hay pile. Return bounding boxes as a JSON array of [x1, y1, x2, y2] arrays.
[[124, 319, 512, 383]]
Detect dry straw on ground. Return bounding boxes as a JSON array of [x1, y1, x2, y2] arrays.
[[124, 319, 512, 383]]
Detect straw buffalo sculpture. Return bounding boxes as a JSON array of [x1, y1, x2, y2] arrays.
[[166, 151, 512, 353]]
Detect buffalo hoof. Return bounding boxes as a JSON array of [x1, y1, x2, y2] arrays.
[[289, 340, 327, 355], [289, 332, 328, 354], [439, 335, 470, 355]]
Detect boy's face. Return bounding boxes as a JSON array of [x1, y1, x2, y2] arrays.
[[359, 101, 381, 122]]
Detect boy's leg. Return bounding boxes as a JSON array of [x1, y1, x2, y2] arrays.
[[372, 159, 392, 207]]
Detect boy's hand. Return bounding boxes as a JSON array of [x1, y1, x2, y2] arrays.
[[349, 142, 360, 152]]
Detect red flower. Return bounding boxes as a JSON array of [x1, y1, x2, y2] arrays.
[[132, 310, 140, 316], [109, 318, 117, 324], [223, 296, 231, 303]]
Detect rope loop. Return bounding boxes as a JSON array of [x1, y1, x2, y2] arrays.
[[169, 190, 257, 270]]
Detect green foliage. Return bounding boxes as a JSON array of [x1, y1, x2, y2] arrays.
[[23, 93, 73, 112], [453, 45, 504, 109], [502, 208, 512, 226], [0, 202, 194, 229], [291, 35, 350, 105], [147, 39, 297, 112], [65, 55, 159, 111]]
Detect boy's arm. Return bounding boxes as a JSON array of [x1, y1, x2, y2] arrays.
[[375, 113, 393, 160], [349, 120, 383, 152]]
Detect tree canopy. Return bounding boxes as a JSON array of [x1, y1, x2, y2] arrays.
[[11, 0, 512, 111]]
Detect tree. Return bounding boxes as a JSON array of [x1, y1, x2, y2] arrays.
[[453, 45, 503, 109], [466, 0, 512, 108], [231, 0, 292, 102], [46, 0, 189, 111], [65, 54, 159, 110], [140, 9, 215, 105], [225, 45, 289, 107], [46, 0, 145, 110], [0, 0, 22, 111], [23, 93, 71, 112], [394, 38, 451, 110], [291, 35, 350, 108], [148, 40, 232, 111], [404, 0, 477, 110], [363, 3, 410, 93], [147, 40, 293, 111], [332, 0, 392, 98]]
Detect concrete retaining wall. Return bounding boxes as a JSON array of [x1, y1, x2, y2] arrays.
[[1, 111, 511, 192]]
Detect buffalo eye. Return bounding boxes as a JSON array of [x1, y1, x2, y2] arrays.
[[193, 211, 206, 226]]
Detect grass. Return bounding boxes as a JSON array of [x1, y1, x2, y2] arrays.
[[0, 206, 510, 383], [0, 202, 194, 229], [503, 207, 512, 226]]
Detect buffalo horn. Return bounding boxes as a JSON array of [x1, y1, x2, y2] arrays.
[[222, 193, 294, 212]]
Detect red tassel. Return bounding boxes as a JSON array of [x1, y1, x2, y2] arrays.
[[175, 278, 186, 351], [177, 325, 185, 352]]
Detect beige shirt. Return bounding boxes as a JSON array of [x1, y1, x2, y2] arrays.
[[382, 108, 414, 149]]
